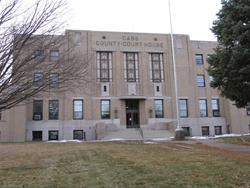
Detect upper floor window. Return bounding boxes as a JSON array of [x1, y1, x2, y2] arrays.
[[49, 73, 59, 88], [196, 74, 205, 87], [73, 99, 83, 120], [33, 100, 43, 120], [34, 50, 45, 62], [97, 52, 112, 82], [124, 52, 139, 82], [199, 99, 208, 117], [211, 99, 220, 117], [33, 72, 44, 87], [50, 50, 59, 62], [150, 53, 164, 82], [49, 99, 59, 120], [154, 99, 164, 118], [246, 104, 250, 116], [179, 99, 188, 118], [195, 54, 203, 64], [101, 99, 110, 119]]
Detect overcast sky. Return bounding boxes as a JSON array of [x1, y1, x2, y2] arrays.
[[66, 0, 222, 41]]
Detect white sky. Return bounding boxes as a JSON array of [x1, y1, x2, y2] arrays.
[[66, 0, 222, 41]]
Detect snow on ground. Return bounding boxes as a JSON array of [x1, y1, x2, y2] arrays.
[[46, 133, 250, 143], [189, 133, 250, 140], [47, 140, 82, 143]]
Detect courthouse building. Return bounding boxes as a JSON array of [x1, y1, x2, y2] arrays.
[[0, 30, 250, 142]]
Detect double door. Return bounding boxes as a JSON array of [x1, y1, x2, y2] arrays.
[[126, 100, 139, 128]]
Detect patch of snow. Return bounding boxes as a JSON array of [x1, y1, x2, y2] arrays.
[[214, 133, 250, 138], [151, 138, 171, 141], [144, 141, 157, 144], [189, 133, 250, 140], [189, 136, 210, 140], [107, 138, 126, 141], [47, 140, 82, 143]]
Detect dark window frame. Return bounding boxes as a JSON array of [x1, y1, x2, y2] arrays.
[[195, 54, 204, 65], [202, 126, 209, 136], [48, 99, 59, 120], [34, 50, 45, 62], [182, 127, 191, 137], [196, 74, 206, 87], [246, 106, 250, 116], [199, 99, 208, 117], [73, 99, 83, 120], [73, 130, 85, 140], [50, 50, 59, 62], [154, 99, 164, 118], [32, 131, 43, 141], [97, 51, 112, 82], [49, 73, 59, 88], [33, 72, 44, 86], [101, 99, 110, 119], [151, 53, 163, 83], [211, 99, 220, 117], [33, 100, 43, 120], [179, 99, 188, 118], [214, 126, 222, 135], [48, 130, 59, 140], [125, 52, 138, 82]]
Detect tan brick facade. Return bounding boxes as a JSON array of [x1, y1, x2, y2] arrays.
[[0, 30, 249, 142]]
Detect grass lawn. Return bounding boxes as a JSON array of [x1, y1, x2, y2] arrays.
[[218, 135, 250, 146], [0, 141, 250, 188]]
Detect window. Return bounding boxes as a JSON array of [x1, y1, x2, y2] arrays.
[[195, 54, 203, 64], [50, 73, 59, 88], [50, 50, 59, 62], [214, 126, 222, 135], [33, 100, 43, 120], [156, 86, 160, 92], [34, 50, 45, 62], [249, 124, 250, 133], [48, 130, 59, 140], [97, 52, 112, 82], [199, 99, 207, 117], [32, 131, 43, 141], [211, 99, 220, 117], [124, 52, 139, 82], [33, 72, 44, 86], [150, 53, 164, 82], [73, 130, 85, 140], [73, 99, 83, 120], [179, 99, 188, 118], [202, 126, 209, 136], [196, 74, 205, 87], [0, 111, 2, 120], [49, 100, 59, 120], [182, 127, 191, 137], [101, 100, 110, 119], [154, 99, 164, 118], [246, 105, 250, 116]]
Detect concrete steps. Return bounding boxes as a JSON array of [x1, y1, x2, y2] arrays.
[[101, 128, 174, 141]]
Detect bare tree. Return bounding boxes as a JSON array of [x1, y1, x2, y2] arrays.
[[0, 0, 90, 111]]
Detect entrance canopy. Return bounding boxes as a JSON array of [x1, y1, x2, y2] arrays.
[[119, 96, 146, 100]]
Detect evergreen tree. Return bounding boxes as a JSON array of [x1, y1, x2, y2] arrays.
[[208, 0, 250, 108]]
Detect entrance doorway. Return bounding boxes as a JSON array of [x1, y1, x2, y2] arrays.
[[126, 100, 139, 128]]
